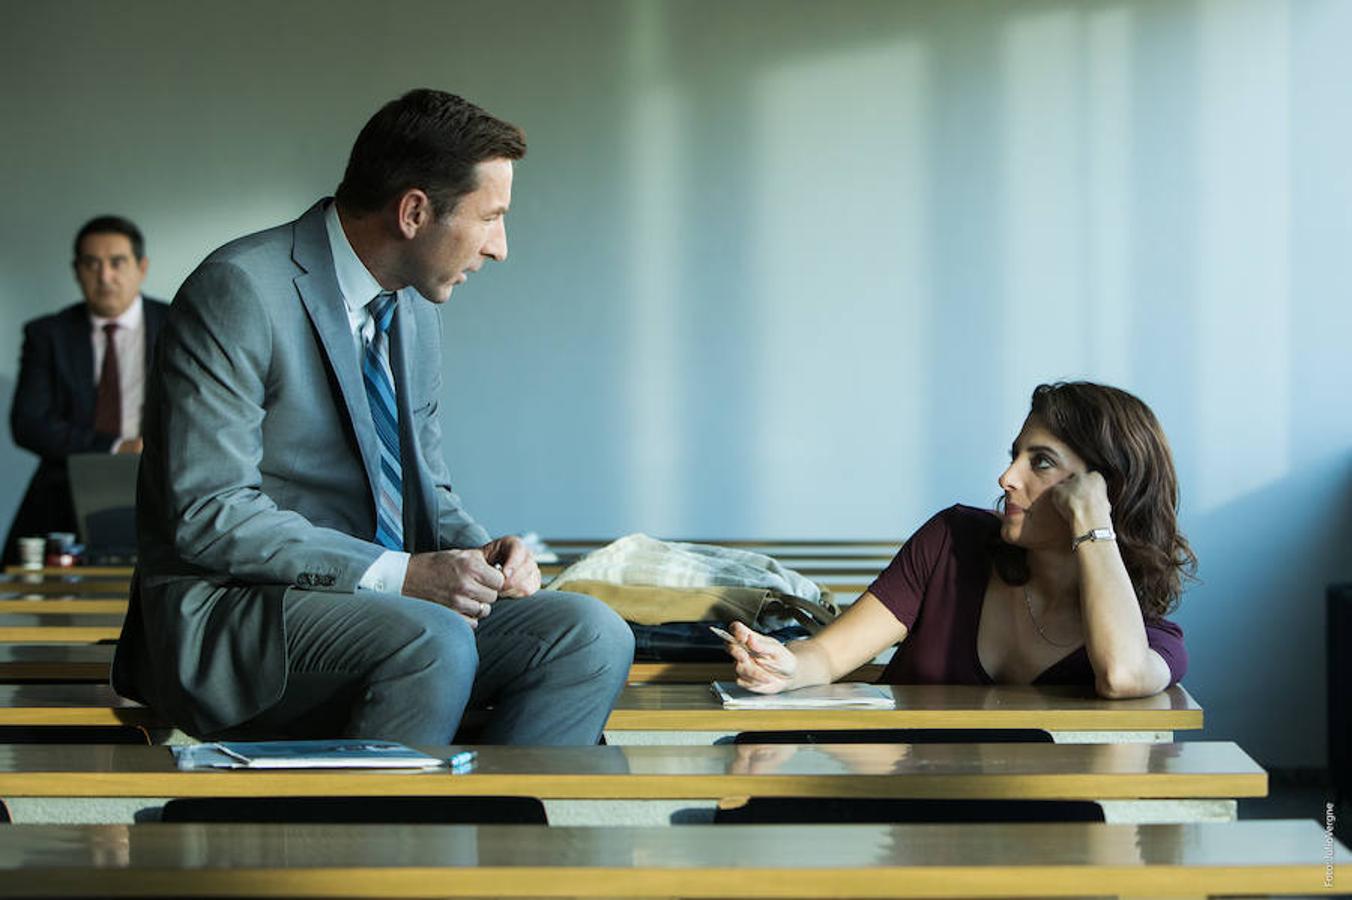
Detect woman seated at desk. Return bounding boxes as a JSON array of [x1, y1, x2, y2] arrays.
[[725, 381, 1195, 700]]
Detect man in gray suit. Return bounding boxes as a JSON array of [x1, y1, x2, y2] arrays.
[[112, 90, 634, 744]]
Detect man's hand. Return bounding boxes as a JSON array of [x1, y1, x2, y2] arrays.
[[115, 437, 143, 454], [479, 535, 541, 597], [402, 549, 505, 627]]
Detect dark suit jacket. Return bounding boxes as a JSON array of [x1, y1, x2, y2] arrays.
[[4, 298, 169, 562], [112, 201, 487, 737]]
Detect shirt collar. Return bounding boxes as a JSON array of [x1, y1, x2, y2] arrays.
[[324, 200, 389, 315], [88, 295, 144, 331]]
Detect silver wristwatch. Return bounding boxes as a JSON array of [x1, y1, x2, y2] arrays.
[[1071, 527, 1117, 552]]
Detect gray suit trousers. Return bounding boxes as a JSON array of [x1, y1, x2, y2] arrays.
[[212, 589, 634, 745]]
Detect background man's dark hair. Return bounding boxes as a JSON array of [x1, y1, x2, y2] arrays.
[[74, 215, 145, 260], [336, 89, 527, 217]]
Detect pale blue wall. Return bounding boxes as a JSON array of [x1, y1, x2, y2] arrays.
[[1, 0, 1348, 767]]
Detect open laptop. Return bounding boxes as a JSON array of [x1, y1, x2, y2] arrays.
[[66, 452, 139, 564]]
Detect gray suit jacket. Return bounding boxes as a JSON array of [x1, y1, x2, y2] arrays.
[[112, 200, 490, 736]]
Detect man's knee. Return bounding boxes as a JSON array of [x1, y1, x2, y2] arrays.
[[544, 590, 635, 672], [384, 601, 480, 684]]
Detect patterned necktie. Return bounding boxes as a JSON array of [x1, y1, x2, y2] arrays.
[[363, 292, 403, 550], [93, 323, 121, 437]]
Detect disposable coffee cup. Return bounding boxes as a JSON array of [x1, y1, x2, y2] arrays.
[[18, 536, 44, 570]]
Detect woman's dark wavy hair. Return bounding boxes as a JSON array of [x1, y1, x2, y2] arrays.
[[993, 382, 1197, 618]]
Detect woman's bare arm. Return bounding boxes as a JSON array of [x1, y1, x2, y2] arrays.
[[727, 592, 908, 693]]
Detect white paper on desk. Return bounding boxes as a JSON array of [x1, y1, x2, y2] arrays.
[[711, 681, 895, 709], [172, 740, 447, 770]]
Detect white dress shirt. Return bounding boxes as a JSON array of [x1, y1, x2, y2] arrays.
[[324, 202, 411, 595], [88, 295, 145, 450]]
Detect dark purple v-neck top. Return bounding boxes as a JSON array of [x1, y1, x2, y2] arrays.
[[868, 505, 1187, 686]]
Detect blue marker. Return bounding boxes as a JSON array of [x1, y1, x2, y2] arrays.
[[447, 750, 478, 771]]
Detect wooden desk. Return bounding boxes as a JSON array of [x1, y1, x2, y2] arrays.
[[0, 600, 127, 615], [0, 683, 1202, 743], [0, 644, 113, 681], [0, 579, 130, 597], [626, 660, 883, 684], [0, 820, 1341, 897], [0, 615, 122, 643], [4, 567, 133, 577], [0, 684, 153, 727], [0, 741, 1264, 802], [605, 683, 1202, 744], [0, 647, 879, 686]]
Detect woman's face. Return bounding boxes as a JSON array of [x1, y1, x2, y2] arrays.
[[997, 414, 1089, 549]]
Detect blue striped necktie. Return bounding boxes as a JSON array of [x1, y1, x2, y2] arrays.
[[363, 292, 403, 550]]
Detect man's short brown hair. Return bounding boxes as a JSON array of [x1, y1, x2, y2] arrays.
[[335, 89, 526, 217]]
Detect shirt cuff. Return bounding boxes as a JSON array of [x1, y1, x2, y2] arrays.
[[357, 551, 410, 595]]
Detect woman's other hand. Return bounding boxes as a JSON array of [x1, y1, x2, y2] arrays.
[[723, 620, 799, 693]]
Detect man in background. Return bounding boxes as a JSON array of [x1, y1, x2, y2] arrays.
[[113, 90, 632, 744], [4, 216, 169, 563]]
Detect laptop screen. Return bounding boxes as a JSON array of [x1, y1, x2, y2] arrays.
[[66, 452, 139, 563]]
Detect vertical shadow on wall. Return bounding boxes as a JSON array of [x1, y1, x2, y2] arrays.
[[674, 64, 759, 535], [1183, 454, 1352, 768], [919, 7, 1008, 500], [635, 1, 949, 535], [1126, 2, 1201, 433]]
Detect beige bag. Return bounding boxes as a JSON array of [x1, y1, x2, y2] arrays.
[[555, 580, 838, 633]]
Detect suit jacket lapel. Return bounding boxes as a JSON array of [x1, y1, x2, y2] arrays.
[[63, 306, 96, 420], [142, 300, 166, 374], [290, 202, 383, 513], [389, 293, 437, 552]]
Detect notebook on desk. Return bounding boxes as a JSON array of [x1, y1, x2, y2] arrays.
[[711, 681, 895, 709], [172, 740, 458, 770], [67, 452, 139, 564]]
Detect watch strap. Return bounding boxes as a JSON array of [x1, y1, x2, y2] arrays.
[[1071, 526, 1117, 552]]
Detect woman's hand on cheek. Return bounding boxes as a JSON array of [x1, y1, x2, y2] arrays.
[[1049, 471, 1112, 528]]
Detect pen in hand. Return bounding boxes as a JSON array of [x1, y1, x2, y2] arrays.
[[709, 624, 769, 658]]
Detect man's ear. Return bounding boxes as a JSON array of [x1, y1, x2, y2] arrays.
[[395, 189, 432, 240], [137, 256, 149, 277]]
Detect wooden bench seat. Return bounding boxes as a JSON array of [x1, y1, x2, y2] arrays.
[[0, 682, 1203, 739], [5, 540, 899, 576], [0, 820, 1341, 897]]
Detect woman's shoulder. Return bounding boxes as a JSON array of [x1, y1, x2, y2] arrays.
[[902, 504, 1000, 558], [931, 504, 1001, 540]]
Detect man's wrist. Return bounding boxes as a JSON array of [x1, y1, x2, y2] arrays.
[[357, 550, 411, 594]]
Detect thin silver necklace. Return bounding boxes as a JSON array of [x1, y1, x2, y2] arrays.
[[1023, 585, 1079, 648]]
